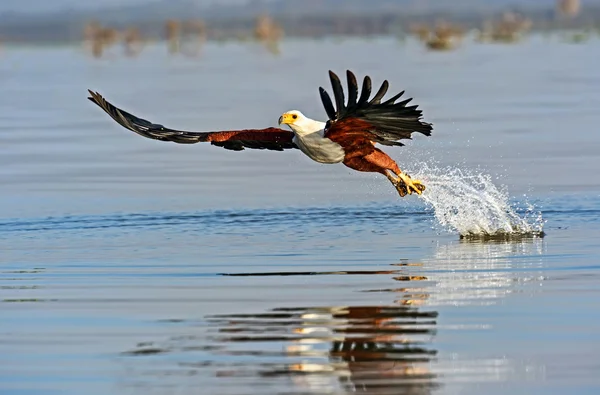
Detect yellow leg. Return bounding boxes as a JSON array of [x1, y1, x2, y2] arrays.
[[386, 172, 426, 197], [398, 172, 426, 195]]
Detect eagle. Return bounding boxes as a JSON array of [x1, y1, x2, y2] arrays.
[[88, 70, 432, 197]]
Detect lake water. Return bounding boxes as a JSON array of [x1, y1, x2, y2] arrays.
[[1, 36, 600, 394]]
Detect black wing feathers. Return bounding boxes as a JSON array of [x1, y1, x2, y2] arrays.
[[88, 90, 204, 144], [88, 90, 297, 151], [320, 70, 433, 146], [319, 88, 337, 120], [382, 91, 406, 106], [369, 79, 389, 105], [329, 72, 345, 119], [345, 71, 358, 113], [357, 76, 372, 107]]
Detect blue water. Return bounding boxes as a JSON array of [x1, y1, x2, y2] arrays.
[[1, 37, 600, 394]]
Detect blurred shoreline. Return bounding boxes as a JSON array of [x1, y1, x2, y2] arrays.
[[0, 0, 598, 45]]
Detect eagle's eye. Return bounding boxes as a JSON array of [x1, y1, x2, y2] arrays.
[[292, 114, 298, 120]]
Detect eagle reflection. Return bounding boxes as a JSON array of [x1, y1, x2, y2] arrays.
[[209, 268, 439, 394], [121, 237, 545, 393]]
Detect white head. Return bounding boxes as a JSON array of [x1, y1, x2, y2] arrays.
[[278, 110, 326, 135]]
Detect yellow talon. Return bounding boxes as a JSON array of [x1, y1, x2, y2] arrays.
[[396, 173, 426, 197], [386, 172, 426, 197], [412, 179, 426, 194]]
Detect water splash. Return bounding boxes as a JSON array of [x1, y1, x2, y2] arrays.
[[408, 163, 545, 239]]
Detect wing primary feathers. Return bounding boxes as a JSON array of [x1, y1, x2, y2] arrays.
[[320, 71, 433, 146], [87, 90, 181, 141], [319, 87, 337, 120], [369, 80, 389, 105], [395, 97, 413, 107], [88, 90, 298, 151], [328, 70, 345, 119], [357, 76, 372, 107], [345, 70, 358, 113], [382, 90, 405, 105]]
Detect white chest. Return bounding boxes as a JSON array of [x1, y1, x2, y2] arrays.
[[293, 131, 345, 164]]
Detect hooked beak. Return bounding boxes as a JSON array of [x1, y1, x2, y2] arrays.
[[278, 113, 295, 125]]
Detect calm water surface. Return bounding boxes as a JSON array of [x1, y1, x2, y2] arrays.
[[1, 37, 600, 394]]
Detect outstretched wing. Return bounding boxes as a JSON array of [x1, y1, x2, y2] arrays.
[[88, 91, 297, 151], [319, 70, 432, 147]]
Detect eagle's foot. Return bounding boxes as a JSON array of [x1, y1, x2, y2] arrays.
[[395, 173, 426, 197], [394, 180, 409, 197]]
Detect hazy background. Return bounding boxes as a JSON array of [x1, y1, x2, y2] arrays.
[[1, 0, 599, 43]]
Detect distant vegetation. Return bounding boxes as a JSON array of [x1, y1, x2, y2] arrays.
[[409, 21, 466, 50], [253, 14, 284, 54], [79, 15, 284, 58], [163, 19, 206, 56], [475, 12, 533, 43], [0, 0, 598, 57]]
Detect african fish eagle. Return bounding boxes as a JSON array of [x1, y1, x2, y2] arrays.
[[88, 70, 433, 197]]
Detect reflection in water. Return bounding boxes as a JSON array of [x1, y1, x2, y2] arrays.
[[208, 272, 439, 394], [1, 267, 47, 303], [121, 237, 546, 393], [424, 237, 546, 306]]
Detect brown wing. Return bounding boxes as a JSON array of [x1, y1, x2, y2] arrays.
[[87, 90, 297, 151], [319, 70, 432, 147]]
